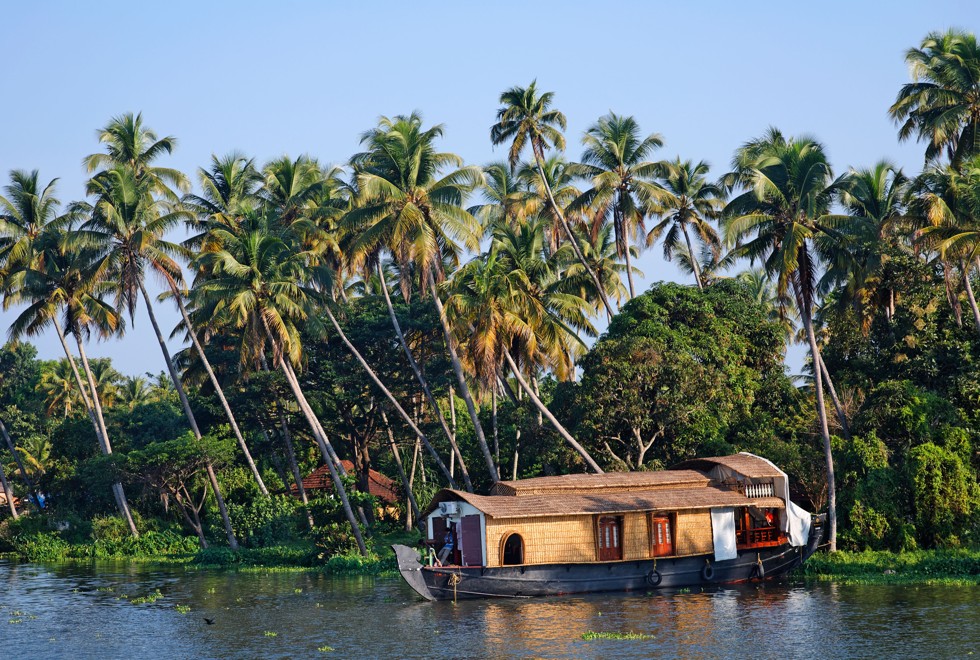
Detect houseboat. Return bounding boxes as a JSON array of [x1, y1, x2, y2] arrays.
[[393, 453, 824, 600]]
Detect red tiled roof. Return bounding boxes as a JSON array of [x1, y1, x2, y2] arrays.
[[290, 460, 399, 504]]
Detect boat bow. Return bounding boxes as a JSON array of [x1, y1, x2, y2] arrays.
[[392, 545, 436, 601]]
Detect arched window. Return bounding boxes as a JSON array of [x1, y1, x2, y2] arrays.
[[502, 533, 524, 565]]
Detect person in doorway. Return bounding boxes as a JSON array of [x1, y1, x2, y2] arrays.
[[437, 526, 455, 565]]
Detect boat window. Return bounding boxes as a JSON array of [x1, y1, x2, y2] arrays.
[[502, 533, 524, 565]]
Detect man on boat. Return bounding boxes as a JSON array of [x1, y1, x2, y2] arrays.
[[437, 527, 454, 565]]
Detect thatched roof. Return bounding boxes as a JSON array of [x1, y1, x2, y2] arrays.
[[290, 460, 399, 504], [489, 470, 709, 496], [669, 453, 785, 479], [427, 487, 784, 520]]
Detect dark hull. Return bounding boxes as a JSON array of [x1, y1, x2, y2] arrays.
[[393, 516, 824, 601]]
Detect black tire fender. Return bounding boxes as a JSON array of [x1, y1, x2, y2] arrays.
[[646, 569, 662, 587], [753, 561, 766, 580], [702, 562, 715, 582]]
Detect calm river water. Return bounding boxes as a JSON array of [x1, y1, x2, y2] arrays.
[[1, 559, 977, 658]]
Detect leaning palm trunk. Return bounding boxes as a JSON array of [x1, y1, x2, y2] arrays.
[[380, 409, 421, 529], [320, 304, 458, 489], [793, 280, 837, 552], [681, 225, 704, 291], [52, 321, 138, 536], [615, 200, 638, 299], [378, 263, 474, 491], [0, 419, 39, 507], [961, 260, 980, 335], [261, 326, 367, 555], [0, 459, 17, 518], [817, 352, 850, 438], [532, 146, 616, 318], [502, 350, 604, 473], [277, 357, 370, 530], [426, 272, 499, 483], [172, 291, 268, 496], [137, 281, 239, 550]]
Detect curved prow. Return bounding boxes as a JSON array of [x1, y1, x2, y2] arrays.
[[392, 544, 436, 601], [803, 513, 827, 561]]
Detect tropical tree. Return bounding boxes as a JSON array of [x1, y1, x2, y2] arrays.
[[569, 113, 665, 298], [83, 116, 240, 548], [890, 29, 980, 167], [39, 359, 82, 417], [117, 375, 152, 410], [0, 170, 64, 276], [491, 82, 616, 318], [646, 159, 724, 291], [723, 128, 843, 550], [191, 219, 367, 554], [346, 112, 496, 485], [6, 232, 139, 535], [448, 218, 603, 472]]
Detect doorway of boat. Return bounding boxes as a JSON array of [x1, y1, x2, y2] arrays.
[[502, 533, 524, 565], [597, 516, 623, 561]]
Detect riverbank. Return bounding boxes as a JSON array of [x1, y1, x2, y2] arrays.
[[0, 528, 420, 576], [800, 549, 980, 585]]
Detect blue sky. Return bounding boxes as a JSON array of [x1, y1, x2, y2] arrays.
[[1, 0, 976, 376]]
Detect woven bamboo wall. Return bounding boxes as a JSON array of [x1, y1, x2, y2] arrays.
[[622, 512, 650, 560], [675, 511, 713, 555], [485, 516, 596, 567]]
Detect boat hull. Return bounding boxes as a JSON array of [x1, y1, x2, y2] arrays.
[[393, 515, 824, 601]]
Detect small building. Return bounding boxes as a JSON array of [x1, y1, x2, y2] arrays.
[[290, 460, 399, 505]]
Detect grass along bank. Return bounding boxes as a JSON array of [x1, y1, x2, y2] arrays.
[[800, 549, 980, 585]]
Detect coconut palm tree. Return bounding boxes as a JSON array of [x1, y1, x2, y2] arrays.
[[491, 82, 616, 318], [447, 218, 603, 472], [826, 161, 910, 329], [723, 128, 843, 550], [890, 29, 980, 167], [117, 375, 152, 410], [0, 455, 16, 518], [39, 358, 83, 417], [908, 159, 980, 333], [191, 219, 367, 554], [568, 113, 666, 298], [646, 159, 724, 291], [0, 170, 65, 276], [346, 112, 496, 484], [84, 141, 240, 547], [6, 233, 139, 535]]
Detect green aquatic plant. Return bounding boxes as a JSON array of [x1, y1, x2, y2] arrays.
[[582, 631, 655, 641]]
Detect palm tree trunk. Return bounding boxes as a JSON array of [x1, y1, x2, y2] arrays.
[[53, 321, 138, 536], [380, 409, 421, 528], [378, 263, 474, 490], [172, 290, 268, 496], [492, 386, 500, 476], [0, 419, 38, 506], [681, 225, 704, 291], [266, 336, 367, 556], [72, 332, 141, 537], [426, 271, 499, 483], [615, 202, 638, 299], [321, 303, 459, 489], [793, 280, 837, 552], [502, 350, 604, 473], [532, 146, 617, 318], [137, 280, 239, 550], [278, 357, 371, 530], [817, 352, 850, 438], [961, 260, 980, 334], [0, 459, 17, 519]]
